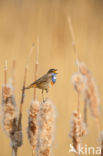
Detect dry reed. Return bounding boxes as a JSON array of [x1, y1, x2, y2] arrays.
[[36, 99, 56, 156]]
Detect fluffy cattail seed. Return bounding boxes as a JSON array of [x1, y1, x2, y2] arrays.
[[69, 111, 86, 152], [2, 84, 17, 136], [72, 72, 86, 93], [2, 84, 22, 148], [36, 99, 56, 156], [27, 100, 40, 151], [77, 59, 100, 118]]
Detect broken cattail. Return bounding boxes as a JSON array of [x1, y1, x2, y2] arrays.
[[36, 99, 56, 156], [27, 100, 40, 154], [69, 111, 86, 153], [77, 59, 100, 118]]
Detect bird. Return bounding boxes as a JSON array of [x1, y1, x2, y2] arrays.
[[25, 69, 58, 100]]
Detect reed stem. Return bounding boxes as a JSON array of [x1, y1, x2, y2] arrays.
[[95, 118, 101, 136], [18, 65, 28, 130], [34, 38, 39, 100], [77, 92, 80, 114], [32, 147, 35, 156], [4, 60, 7, 85], [68, 17, 78, 60], [11, 59, 16, 86]]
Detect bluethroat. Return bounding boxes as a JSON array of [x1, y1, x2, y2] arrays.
[[25, 69, 58, 99]]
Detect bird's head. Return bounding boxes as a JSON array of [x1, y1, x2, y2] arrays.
[[47, 69, 58, 74], [47, 69, 58, 84]]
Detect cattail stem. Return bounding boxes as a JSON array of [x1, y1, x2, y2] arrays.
[[4, 60, 7, 85], [83, 100, 88, 125], [32, 147, 35, 156], [68, 17, 78, 60], [95, 118, 101, 136], [17, 42, 35, 129], [18, 65, 28, 130], [34, 38, 39, 100], [77, 92, 80, 114], [11, 60, 16, 86], [12, 147, 17, 156]]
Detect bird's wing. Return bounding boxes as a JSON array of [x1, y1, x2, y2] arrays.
[[30, 74, 51, 86]]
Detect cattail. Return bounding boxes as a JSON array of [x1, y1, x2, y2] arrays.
[[72, 72, 87, 114], [72, 72, 86, 93], [2, 83, 22, 156], [77, 59, 100, 118], [69, 111, 86, 153], [2, 60, 23, 156], [2, 84, 17, 136], [36, 99, 56, 156], [27, 39, 39, 156], [27, 100, 40, 154]]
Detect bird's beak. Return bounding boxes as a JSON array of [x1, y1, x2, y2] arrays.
[[54, 69, 58, 74]]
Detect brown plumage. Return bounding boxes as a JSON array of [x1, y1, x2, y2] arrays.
[[25, 69, 58, 93]]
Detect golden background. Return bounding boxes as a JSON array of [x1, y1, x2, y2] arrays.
[[0, 0, 103, 156]]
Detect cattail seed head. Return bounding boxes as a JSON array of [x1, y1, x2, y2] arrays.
[[2, 84, 22, 148], [37, 99, 56, 156], [2, 84, 17, 136], [72, 72, 86, 93], [27, 100, 40, 148], [77, 59, 100, 118], [69, 111, 86, 152], [76, 59, 89, 76]]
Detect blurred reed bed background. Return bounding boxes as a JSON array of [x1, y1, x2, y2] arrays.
[[0, 0, 103, 156]]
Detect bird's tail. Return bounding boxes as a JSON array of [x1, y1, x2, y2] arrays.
[[24, 83, 37, 89]]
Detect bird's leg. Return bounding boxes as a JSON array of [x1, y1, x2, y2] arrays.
[[45, 89, 48, 100], [42, 90, 45, 102]]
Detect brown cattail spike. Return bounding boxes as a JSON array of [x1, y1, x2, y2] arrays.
[[2, 83, 22, 156], [36, 99, 56, 156], [2, 84, 17, 136], [69, 111, 86, 153], [77, 60, 100, 118], [27, 100, 40, 150]]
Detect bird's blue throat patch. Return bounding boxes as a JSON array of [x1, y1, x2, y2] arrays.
[[52, 73, 57, 83]]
